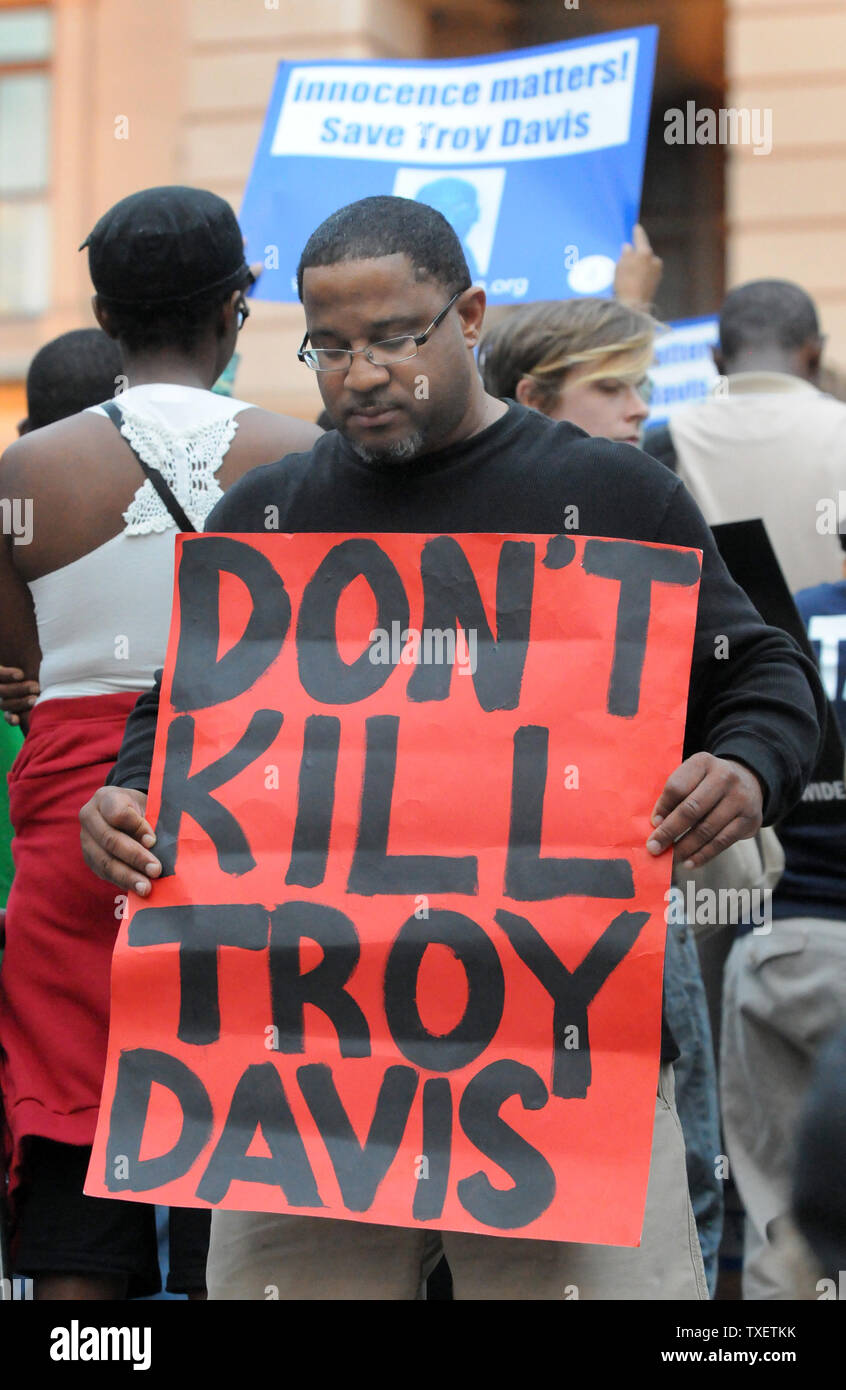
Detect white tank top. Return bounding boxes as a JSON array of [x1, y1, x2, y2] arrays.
[[30, 383, 255, 701]]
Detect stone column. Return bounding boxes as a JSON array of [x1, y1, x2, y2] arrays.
[[725, 0, 846, 366]]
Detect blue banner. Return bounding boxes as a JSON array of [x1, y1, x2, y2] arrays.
[[240, 28, 658, 306], [647, 316, 720, 428]]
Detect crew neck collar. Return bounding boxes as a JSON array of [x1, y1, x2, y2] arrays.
[[716, 371, 817, 397], [336, 399, 527, 479]]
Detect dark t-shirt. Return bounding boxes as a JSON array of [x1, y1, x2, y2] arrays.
[[108, 401, 824, 1057], [773, 579, 846, 921]]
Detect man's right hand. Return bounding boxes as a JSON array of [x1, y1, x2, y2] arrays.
[[79, 786, 162, 896]]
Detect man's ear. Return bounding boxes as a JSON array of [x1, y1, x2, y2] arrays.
[[457, 285, 487, 349], [803, 335, 823, 380], [711, 345, 725, 375], [92, 294, 117, 338]]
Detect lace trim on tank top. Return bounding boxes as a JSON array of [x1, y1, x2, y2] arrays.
[[118, 406, 239, 535]]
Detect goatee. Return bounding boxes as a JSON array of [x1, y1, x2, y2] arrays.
[[347, 430, 426, 465]]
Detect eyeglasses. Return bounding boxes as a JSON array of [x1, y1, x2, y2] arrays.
[[236, 297, 250, 330], [298, 291, 462, 372], [637, 375, 654, 405]]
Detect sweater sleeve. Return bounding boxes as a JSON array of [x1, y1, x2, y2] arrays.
[[657, 479, 825, 823], [106, 672, 163, 793]]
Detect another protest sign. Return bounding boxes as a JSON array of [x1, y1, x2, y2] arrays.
[[239, 29, 657, 306], [646, 316, 720, 428], [87, 530, 700, 1245]]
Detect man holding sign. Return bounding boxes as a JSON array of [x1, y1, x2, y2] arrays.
[[80, 197, 822, 1300]]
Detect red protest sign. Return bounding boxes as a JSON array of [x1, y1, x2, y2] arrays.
[[87, 532, 700, 1245]]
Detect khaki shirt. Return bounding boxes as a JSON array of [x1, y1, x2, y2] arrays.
[[671, 371, 846, 594]]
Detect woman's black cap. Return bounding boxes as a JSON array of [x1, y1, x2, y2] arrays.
[[80, 185, 251, 305]]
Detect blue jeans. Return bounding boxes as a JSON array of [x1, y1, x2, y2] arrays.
[[663, 920, 724, 1296]]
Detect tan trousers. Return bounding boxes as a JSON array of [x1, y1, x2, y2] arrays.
[[205, 1063, 708, 1300], [721, 918, 846, 1300]]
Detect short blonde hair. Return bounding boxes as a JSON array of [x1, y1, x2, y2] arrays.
[[479, 298, 662, 409]]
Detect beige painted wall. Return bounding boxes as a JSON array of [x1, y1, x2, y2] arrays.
[[0, 0, 186, 383], [725, 0, 846, 367], [7, 1, 846, 425]]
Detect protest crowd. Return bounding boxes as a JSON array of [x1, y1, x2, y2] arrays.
[[0, 12, 844, 1314]]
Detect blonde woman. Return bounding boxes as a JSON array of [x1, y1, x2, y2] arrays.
[[479, 297, 656, 447]]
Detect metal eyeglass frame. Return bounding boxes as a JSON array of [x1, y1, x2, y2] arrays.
[[297, 290, 462, 372]]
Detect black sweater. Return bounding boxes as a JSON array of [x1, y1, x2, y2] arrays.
[[108, 401, 824, 1064], [110, 401, 824, 820]]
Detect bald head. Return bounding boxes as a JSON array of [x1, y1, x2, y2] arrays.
[[716, 279, 823, 382]]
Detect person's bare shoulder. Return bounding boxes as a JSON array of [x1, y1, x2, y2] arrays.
[[0, 412, 108, 495], [0, 434, 30, 494], [227, 406, 322, 480]]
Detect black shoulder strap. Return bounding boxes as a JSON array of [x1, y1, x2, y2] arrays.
[[101, 398, 197, 533]]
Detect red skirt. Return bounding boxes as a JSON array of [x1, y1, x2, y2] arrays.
[[0, 692, 142, 1203]]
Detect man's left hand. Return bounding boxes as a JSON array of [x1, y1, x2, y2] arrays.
[[646, 752, 764, 868]]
